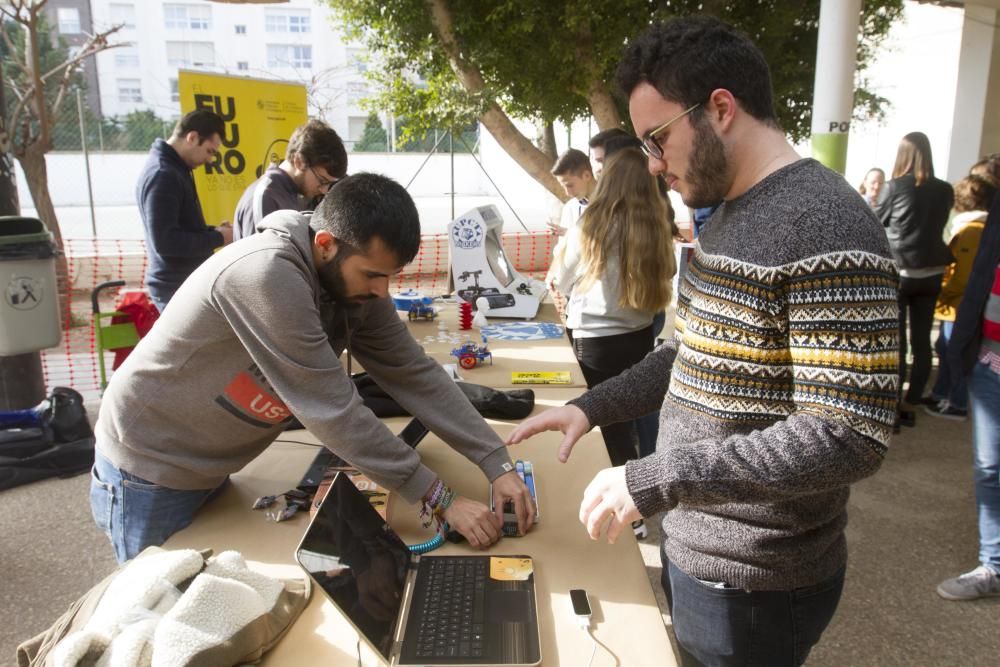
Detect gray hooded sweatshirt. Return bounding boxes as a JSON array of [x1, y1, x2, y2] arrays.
[[96, 210, 512, 503]]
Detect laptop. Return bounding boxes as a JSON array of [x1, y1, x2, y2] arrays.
[[295, 472, 542, 666]]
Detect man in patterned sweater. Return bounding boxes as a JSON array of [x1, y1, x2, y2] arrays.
[[508, 17, 899, 666]]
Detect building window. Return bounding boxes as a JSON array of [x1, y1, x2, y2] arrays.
[[117, 78, 142, 103], [266, 44, 312, 69], [114, 47, 140, 68], [347, 81, 367, 103], [237, 61, 249, 71], [57, 8, 81, 34], [110, 3, 136, 30], [164, 4, 211, 31], [235, 24, 246, 35], [265, 11, 310, 34], [170, 79, 179, 103], [166, 41, 215, 68]]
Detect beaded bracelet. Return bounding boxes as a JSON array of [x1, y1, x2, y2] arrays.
[[420, 479, 454, 528]]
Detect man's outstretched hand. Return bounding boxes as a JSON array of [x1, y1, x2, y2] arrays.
[[506, 404, 591, 463]]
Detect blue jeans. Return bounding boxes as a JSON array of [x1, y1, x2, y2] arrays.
[[930, 321, 968, 409], [90, 451, 227, 563], [969, 361, 1000, 571], [147, 285, 177, 313], [662, 557, 844, 666]]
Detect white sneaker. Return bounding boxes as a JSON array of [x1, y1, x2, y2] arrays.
[[936, 565, 1000, 600], [631, 519, 648, 540]]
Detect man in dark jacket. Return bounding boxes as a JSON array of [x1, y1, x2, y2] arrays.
[[233, 119, 347, 241], [136, 109, 233, 311]]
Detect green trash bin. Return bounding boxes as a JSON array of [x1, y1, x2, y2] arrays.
[[0, 217, 61, 355]]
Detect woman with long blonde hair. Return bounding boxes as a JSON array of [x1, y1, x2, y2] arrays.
[[549, 146, 676, 475]]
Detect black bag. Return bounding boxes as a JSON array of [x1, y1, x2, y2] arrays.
[[352, 373, 535, 420], [0, 387, 95, 492]]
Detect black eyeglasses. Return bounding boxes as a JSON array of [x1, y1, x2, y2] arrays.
[[310, 166, 338, 193], [640, 103, 700, 160]]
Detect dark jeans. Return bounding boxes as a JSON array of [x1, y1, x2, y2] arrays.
[[898, 274, 943, 404], [930, 320, 968, 409], [636, 312, 667, 457], [661, 555, 845, 666], [571, 325, 654, 466]]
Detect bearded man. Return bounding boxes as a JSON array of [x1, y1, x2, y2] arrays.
[[91, 173, 534, 563], [508, 16, 899, 666]]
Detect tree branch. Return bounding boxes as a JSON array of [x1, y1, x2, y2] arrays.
[[41, 25, 124, 85], [0, 16, 27, 71], [424, 0, 564, 199]]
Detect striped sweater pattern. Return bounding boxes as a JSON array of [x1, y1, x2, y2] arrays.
[[673, 248, 899, 448]]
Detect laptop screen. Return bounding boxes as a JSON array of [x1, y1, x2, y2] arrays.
[[296, 473, 412, 662]]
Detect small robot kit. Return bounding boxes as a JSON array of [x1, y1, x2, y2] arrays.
[[450, 335, 492, 369], [490, 459, 539, 536]]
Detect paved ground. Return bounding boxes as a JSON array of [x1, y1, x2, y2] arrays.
[[3, 400, 998, 665]]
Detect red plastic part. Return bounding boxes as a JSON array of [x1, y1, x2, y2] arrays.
[[459, 300, 473, 330]]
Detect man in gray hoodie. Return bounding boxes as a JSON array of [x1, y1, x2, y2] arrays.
[[91, 173, 534, 563]]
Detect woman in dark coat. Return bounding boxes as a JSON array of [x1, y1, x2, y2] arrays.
[[875, 132, 954, 423]]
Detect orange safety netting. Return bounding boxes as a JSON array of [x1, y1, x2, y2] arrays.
[[41, 232, 556, 399]]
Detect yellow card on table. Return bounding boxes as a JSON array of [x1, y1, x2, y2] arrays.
[[511, 371, 571, 385], [490, 557, 533, 581]]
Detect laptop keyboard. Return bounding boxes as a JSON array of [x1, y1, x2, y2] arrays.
[[413, 557, 488, 659]]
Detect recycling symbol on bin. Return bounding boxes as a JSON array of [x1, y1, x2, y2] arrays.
[[6, 276, 44, 310]]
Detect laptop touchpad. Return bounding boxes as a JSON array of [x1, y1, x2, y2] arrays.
[[487, 590, 533, 623]]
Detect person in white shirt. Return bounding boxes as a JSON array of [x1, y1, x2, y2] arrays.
[[548, 148, 596, 236]]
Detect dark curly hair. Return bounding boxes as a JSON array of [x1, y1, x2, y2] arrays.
[[616, 16, 779, 129]]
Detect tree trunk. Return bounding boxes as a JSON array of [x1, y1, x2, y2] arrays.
[[586, 79, 622, 130], [534, 120, 557, 163], [0, 151, 18, 216], [426, 0, 567, 202], [17, 146, 71, 327]]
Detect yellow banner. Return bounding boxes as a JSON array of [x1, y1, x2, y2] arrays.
[[178, 70, 308, 227]]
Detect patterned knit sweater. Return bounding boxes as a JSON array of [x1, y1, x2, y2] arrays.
[[571, 158, 899, 591]]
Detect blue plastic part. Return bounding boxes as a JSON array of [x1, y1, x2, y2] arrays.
[[392, 290, 427, 311]]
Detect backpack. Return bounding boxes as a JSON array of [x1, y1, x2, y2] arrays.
[[0, 387, 95, 491]]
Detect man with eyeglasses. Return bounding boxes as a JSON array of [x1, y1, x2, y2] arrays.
[[137, 109, 234, 312], [234, 119, 347, 242], [508, 16, 899, 665]]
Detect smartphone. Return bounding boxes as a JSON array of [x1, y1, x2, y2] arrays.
[[570, 589, 592, 617], [398, 417, 428, 449]]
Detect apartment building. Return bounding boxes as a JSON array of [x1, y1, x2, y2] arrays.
[[84, 0, 374, 145]]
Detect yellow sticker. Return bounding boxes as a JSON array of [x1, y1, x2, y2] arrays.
[[490, 557, 533, 581], [511, 371, 571, 385]]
